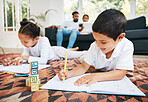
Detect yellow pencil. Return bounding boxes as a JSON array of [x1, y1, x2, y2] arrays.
[[7, 72, 17, 75], [63, 51, 68, 83]]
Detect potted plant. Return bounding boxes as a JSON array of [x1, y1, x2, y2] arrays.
[[29, 9, 57, 36]]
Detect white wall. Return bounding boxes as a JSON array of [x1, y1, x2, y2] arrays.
[[0, 0, 3, 47], [30, 0, 64, 27], [0, 0, 64, 48], [130, 0, 136, 19], [47, 0, 64, 26]]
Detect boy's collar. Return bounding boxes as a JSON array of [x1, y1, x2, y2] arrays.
[[111, 43, 121, 58], [112, 37, 125, 57], [99, 41, 122, 58]]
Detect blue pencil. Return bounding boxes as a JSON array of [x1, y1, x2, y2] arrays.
[[13, 74, 29, 77]]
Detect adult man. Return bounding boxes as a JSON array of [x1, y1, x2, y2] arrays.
[[49, 11, 83, 48]]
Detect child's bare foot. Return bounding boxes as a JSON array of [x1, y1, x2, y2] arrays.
[[69, 47, 79, 51]]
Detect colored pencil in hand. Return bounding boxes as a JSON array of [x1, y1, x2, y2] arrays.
[[63, 51, 68, 83]]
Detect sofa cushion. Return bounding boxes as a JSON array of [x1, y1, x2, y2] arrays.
[[131, 39, 148, 53], [62, 34, 94, 41], [125, 29, 148, 39], [45, 28, 94, 41], [126, 16, 146, 30], [45, 28, 57, 41]]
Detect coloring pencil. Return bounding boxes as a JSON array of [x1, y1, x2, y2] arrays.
[[63, 51, 68, 83], [2, 48, 6, 58]]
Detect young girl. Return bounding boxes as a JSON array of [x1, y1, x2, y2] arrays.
[[2, 19, 86, 66]]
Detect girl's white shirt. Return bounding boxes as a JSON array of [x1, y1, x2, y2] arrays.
[[22, 37, 54, 64]]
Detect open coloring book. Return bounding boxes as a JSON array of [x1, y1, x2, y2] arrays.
[[0, 64, 50, 74], [40, 74, 145, 96]]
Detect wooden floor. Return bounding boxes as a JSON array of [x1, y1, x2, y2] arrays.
[[0, 48, 148, 60]]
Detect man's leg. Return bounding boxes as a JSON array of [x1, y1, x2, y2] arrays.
[[56, 27, 72, 46], [67, 30, 79, 49], [56, 27, 63, 46]]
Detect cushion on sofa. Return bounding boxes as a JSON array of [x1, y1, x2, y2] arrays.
[[46, 27, 57, 41], [125, 29, 148, 39], [126, 16, 146, 30], [132, 39, 148, 53]]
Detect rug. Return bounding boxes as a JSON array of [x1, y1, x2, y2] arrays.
[[0, 53, 148, 102]]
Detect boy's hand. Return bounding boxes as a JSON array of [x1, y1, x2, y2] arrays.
[[58, 69, 72, 80], [74, 73, 98, 86], [2, 58, 13, 66], [12, 57, 23, 66]]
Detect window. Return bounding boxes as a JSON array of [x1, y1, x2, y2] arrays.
[[82, 0, 128, 22], [64, 0, 131, 23], [64, 0, 78, 21], [136, 0, 148, 25], [3, 0, 30, 32]]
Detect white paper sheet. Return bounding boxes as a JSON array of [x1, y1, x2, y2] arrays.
[[40, 74, 88, 92], [40, 74, 145, 96], [0, 64, 50, 74]]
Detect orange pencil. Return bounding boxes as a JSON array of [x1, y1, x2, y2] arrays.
[[1, 48, 12, 65]]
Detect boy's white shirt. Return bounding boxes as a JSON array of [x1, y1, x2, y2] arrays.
[[22, 37, 54, 64], [84, 37, 134, 71]]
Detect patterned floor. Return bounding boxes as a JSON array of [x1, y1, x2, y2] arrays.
[[0, 53, 148, 102]]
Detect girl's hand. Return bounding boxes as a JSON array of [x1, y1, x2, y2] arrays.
[[58, 69, 72, 80], [2, 58, 13, 66], [74, 73, 99, 86], [12, 57, 24, 66]]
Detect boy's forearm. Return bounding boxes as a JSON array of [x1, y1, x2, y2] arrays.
[[96, 69, 128, 82], [69, 65, 86, 77], [69, 61, 90, 77]]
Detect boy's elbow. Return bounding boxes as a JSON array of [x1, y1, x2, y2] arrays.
[[80, 61, 90, 72], [117, 69, 128, 79]]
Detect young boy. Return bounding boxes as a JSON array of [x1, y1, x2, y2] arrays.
[[58, 9, 134, 86]]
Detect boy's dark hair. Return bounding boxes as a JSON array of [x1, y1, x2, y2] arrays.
[[72, 11, 79, 16], [18, 18, 40, 39], [83, 14, 89, 19], [92, 9, 127, 41]]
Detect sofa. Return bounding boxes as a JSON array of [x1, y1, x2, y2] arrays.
[[125, 16, 148, 54], [45, 27, 94, 51], [45, 16, 148, 54]]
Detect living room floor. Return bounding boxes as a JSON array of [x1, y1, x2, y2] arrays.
[[0, 48, 148, 61]]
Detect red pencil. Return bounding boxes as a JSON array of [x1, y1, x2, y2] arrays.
[[2, 48, 6, 58]]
